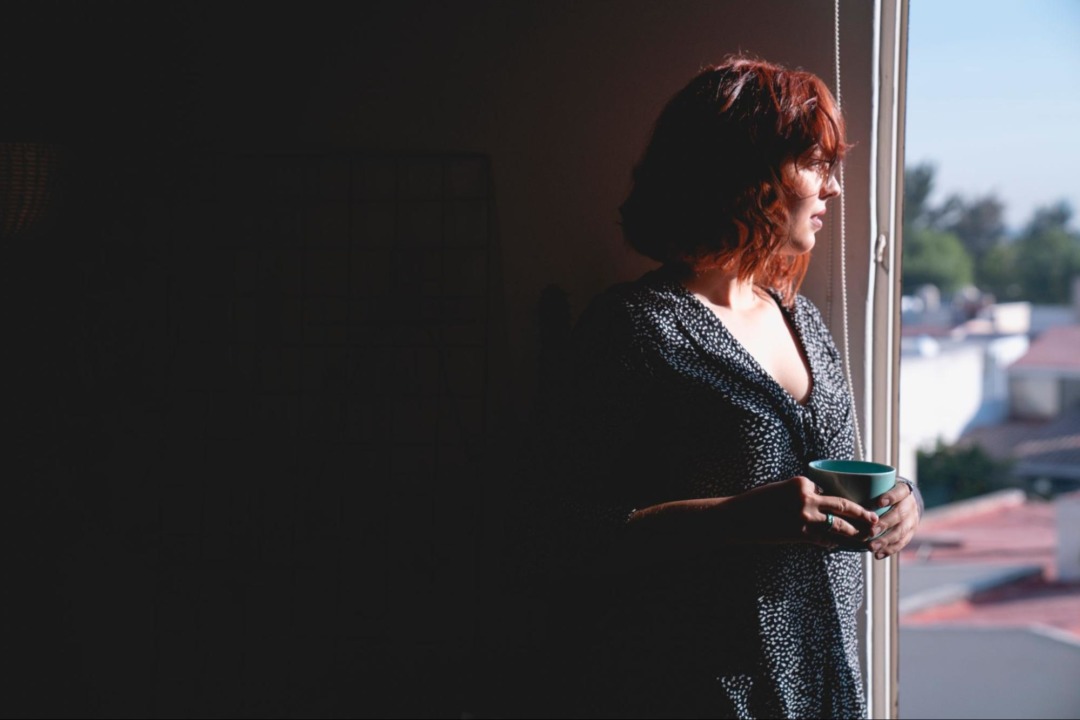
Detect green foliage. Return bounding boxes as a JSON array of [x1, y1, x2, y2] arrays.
[[1025, 200, 1073, 238], [946, 194, 1007, 267], [916, 440, 1013, 509], [903, 163, 938, 232], [978, 243, 1022, 301], [902, 165, 1080, 303], [901, 228, 974, 295], [980, 203, 1080, 303], [1011, 227, 1080, 304]]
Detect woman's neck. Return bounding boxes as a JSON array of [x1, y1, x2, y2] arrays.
[[679, 266, 763, 312]]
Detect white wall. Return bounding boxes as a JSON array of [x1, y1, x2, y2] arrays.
[[899, 344, 985, 479], [898, 335, 1028, 480]]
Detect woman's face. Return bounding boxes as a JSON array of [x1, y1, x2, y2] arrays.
[[782, 153, 842, 255]]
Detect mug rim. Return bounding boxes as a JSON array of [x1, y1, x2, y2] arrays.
[[809, 459, 895, 476]]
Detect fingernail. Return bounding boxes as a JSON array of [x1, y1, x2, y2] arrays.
[[879, 498, 890, 507], [875, 552, 885, 560]]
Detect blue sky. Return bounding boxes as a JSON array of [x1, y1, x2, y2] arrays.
[[905, 0, 1080, 232]]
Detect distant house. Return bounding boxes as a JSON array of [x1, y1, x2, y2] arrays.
[[952, 323, 1080, 496], [900, 285, 1080, 492], [1007, 324, 1080, 421], [898, 303, 1030, 484]]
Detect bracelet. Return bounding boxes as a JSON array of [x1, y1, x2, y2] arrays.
[[626, 508, 638, 525], [898, 477, 924, 517]]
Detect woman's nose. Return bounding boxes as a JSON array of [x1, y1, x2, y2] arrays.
[[822, 173, 841, 198]]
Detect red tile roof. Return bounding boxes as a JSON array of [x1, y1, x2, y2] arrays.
[[900, 492, 1080, 638], [959, 410, 1080, 478], [1009, 324, 1080, 370], [902, 574, 1080, 637]]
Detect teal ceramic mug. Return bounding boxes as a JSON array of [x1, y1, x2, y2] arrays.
[[806, 459, 897, 517]]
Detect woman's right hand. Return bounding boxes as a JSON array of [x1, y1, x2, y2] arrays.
[[727, 476, 881, 548]]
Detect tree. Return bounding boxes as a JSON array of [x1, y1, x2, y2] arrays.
[[1012, 226, 1080, 304], [1025, 200, 1073, 238], [903, 163, 937, 232], [902, 166, 1080, 303], [979, 243, 1021, 301], [901, 227, 974, 295], [903, 162, 957, 233], [946, 194, 1007, 268], [903, 164, 1006, 295], [916, 440, 1013, 509]]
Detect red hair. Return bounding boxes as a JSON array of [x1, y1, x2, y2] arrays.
[[619, 55, 849, 305]]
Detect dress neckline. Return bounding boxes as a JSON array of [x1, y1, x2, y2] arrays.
[[653, 268, 817, 409]]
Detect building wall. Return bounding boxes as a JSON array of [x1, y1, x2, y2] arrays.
[[900, 344, 986, 480], [899, 335, 1028, 482], [1010, 373, 1064, 420]]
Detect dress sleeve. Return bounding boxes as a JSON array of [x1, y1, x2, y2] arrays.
[[526, 287, 652, 578]]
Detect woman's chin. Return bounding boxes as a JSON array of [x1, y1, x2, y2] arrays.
[[783, 236, 816, 256]]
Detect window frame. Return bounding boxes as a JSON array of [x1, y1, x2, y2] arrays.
[[863, 0, 908, 717]]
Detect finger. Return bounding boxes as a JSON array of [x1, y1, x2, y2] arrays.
[[869, 515, 917, 559], [870, 499, 912, 536], [820, 496, 880, 527], [875, 480, 914, 510], [812, 505, 875, 541], [871, 534, 905, 559], [824, 514, 867, 540]]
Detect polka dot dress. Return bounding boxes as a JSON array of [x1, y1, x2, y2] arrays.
[[538, 265, 865, 719]]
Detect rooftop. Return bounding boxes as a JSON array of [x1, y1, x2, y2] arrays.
[[1009, 324, 1080, 370], [900, 490, 1080, 637], [959, 409, 1080, 480], [898, 490, 1080, 719]]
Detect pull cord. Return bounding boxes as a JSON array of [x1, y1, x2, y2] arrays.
[[835, 0, 866, 461]]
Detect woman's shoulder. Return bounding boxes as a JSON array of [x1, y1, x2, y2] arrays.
[[570, 269, 686, 369], [578, 267, 683, 327], [788, 293, 844, 359], [790, 292, 830, 330]]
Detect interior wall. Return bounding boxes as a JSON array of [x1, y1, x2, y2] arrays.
[[298, 0, 874, 418], [5, 2, 875, 717]]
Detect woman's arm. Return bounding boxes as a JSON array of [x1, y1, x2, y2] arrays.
[[617, 475, 881, 568]]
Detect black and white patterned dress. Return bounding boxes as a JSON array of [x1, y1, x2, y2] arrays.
[[534, 264, 865, 719]]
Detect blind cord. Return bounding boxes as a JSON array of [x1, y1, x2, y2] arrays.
[[835, 0, 866, 461]]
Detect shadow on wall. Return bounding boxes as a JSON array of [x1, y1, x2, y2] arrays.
[[7, 149, 532, 718]]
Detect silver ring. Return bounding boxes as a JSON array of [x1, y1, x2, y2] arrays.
[[825, 513, 835, 530]]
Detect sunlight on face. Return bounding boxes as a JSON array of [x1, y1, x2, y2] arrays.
[[782, 152, 841, 255]]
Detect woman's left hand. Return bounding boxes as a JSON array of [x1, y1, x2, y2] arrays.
[[865, 481, 921, 559]]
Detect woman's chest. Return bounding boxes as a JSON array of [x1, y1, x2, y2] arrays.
[[701, 299, 813, 406]]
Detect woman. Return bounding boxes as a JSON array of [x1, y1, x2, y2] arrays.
[[532, 56, 921, 719]]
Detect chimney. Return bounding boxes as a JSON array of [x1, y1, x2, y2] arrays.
[[1072, 276, 1080, 322], [1057, 491, 1080, 582]]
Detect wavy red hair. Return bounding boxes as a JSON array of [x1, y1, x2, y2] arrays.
[[619, 55, 849, 305]]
